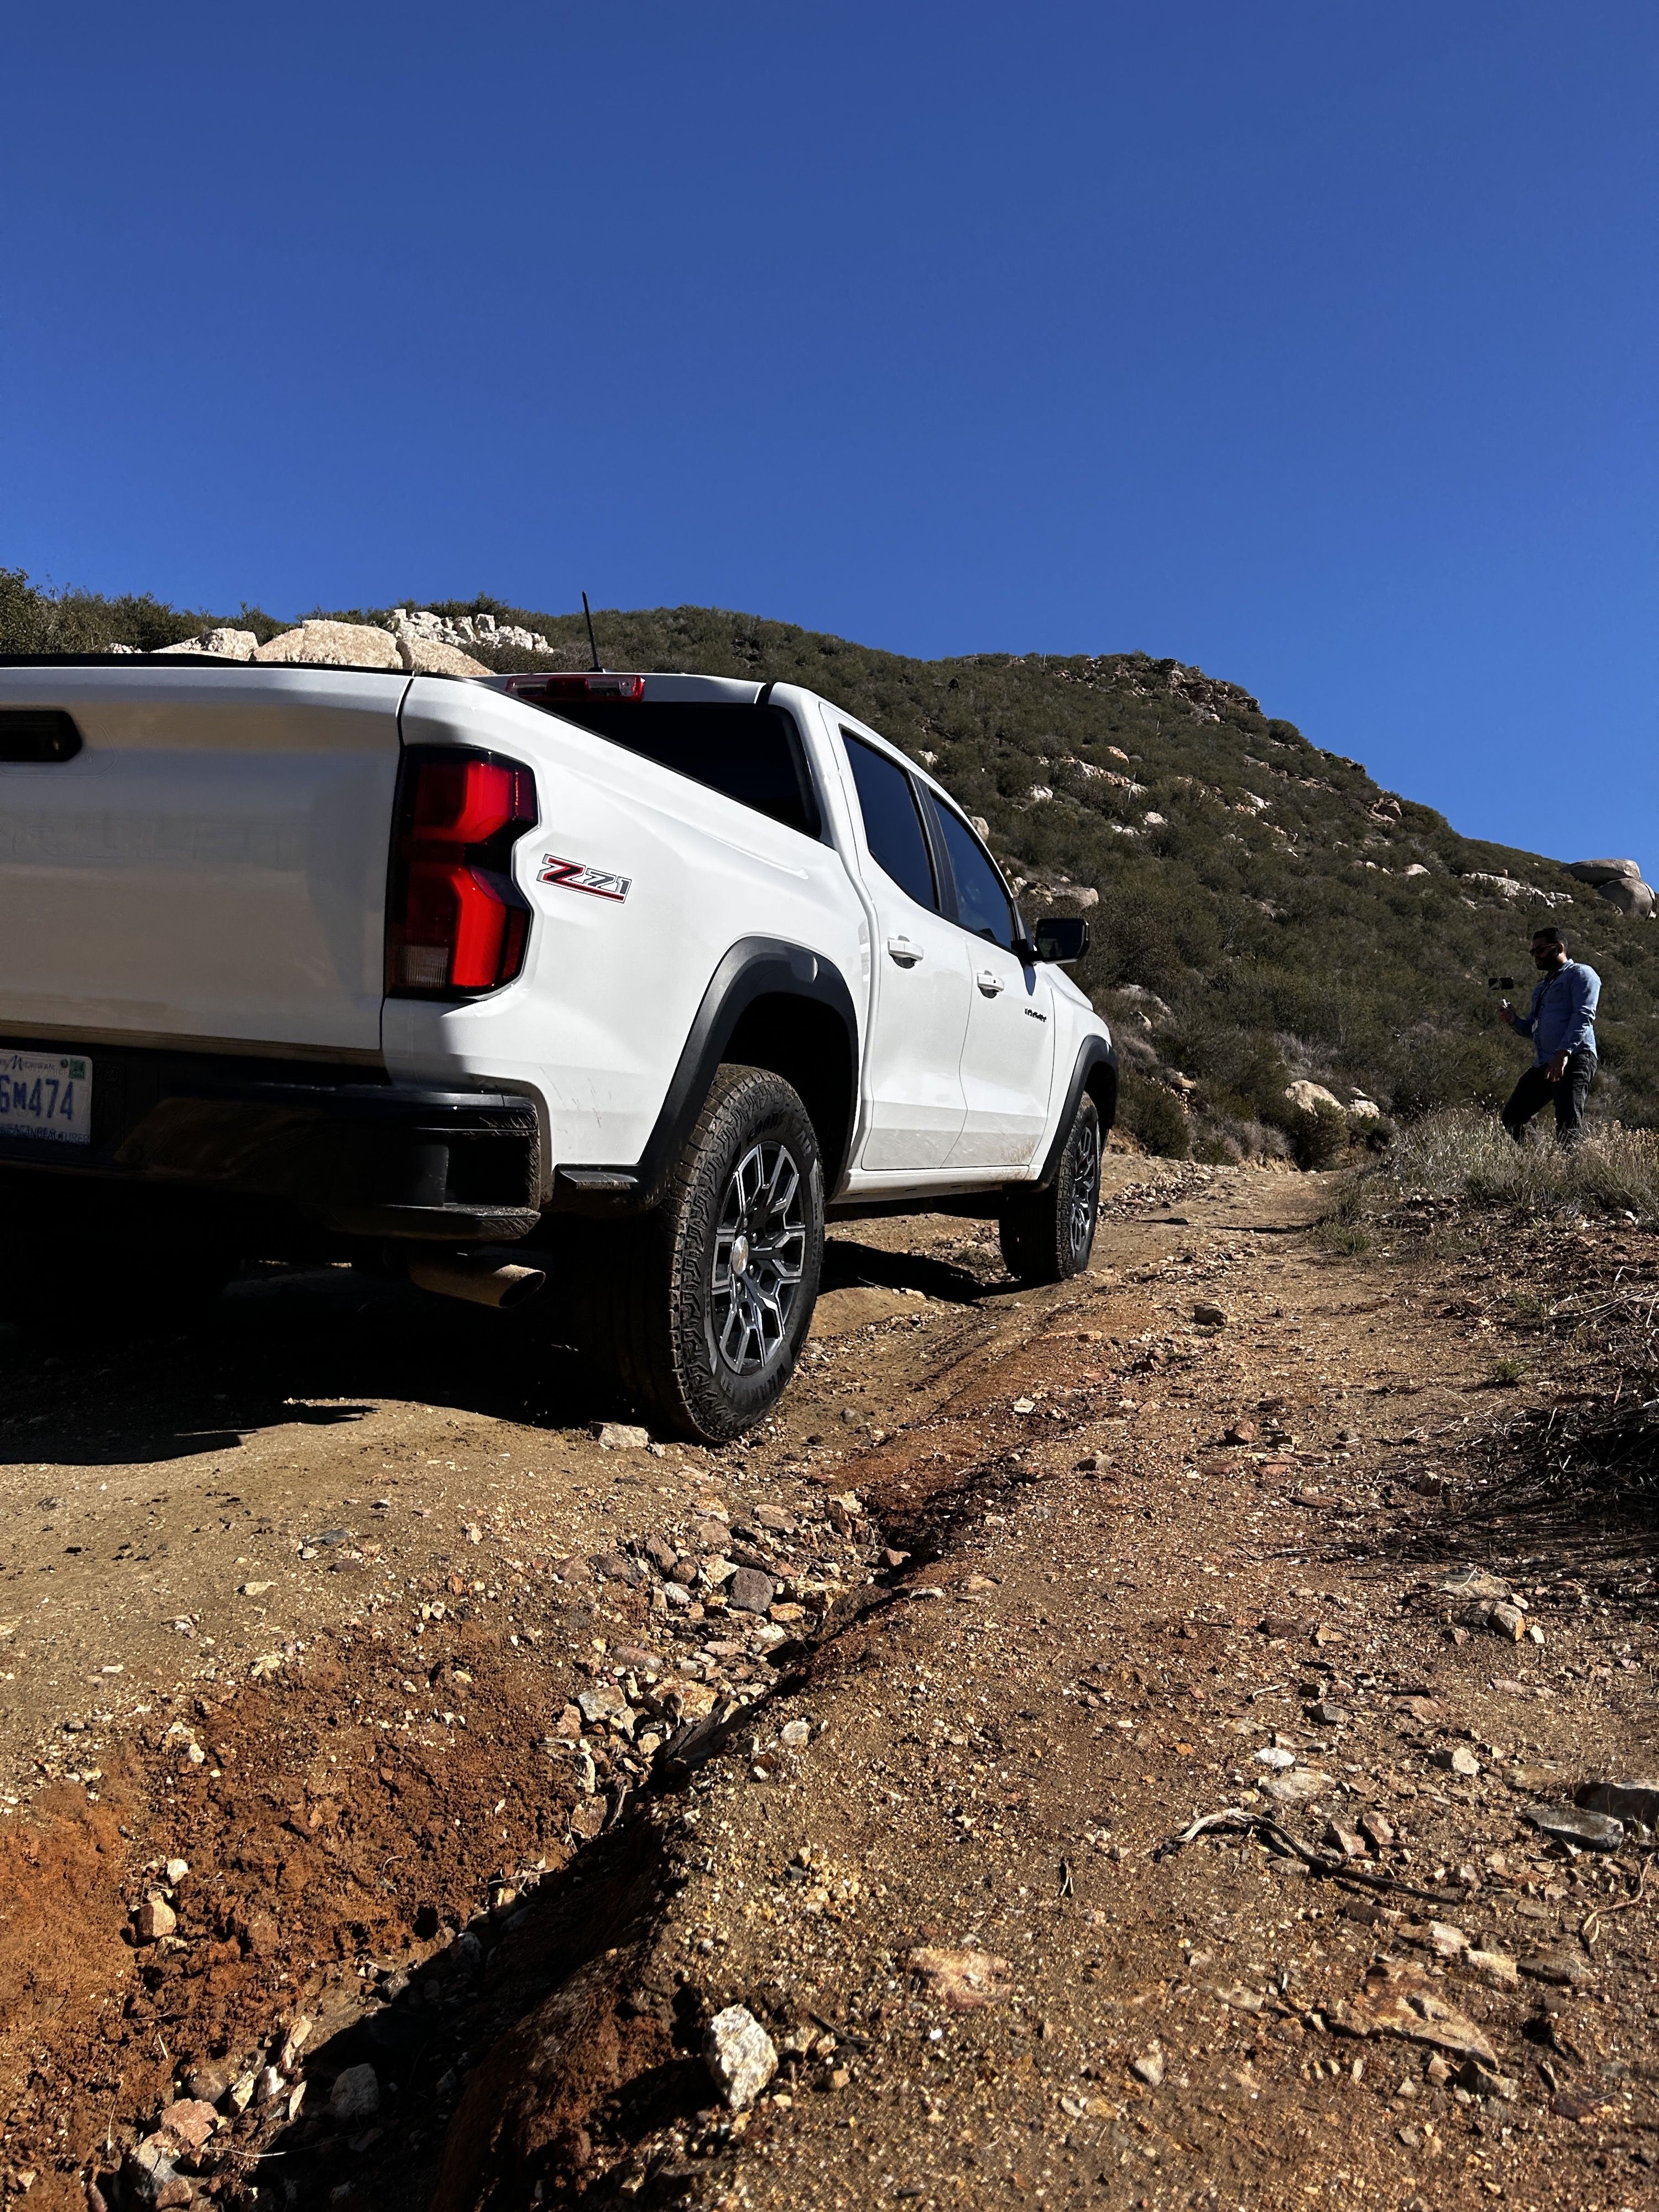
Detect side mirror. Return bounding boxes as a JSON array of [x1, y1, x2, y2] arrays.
[[1032, 916, 1091, 964]]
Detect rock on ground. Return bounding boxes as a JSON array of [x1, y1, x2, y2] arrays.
[[328, 2062, 380, 2121], [703, 2004, 778, 2110]]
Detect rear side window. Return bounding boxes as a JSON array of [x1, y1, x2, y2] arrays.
[[539, 702, 821, 839], [842, 733, 938, 911], [930, 798, 1018, 950]]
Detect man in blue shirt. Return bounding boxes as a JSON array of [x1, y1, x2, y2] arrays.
[[1499, 926, 1600, 1146]]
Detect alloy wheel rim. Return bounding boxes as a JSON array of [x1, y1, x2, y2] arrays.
[[711, 1140, 807, 1376], [1070, 1117, 1100, 1262]]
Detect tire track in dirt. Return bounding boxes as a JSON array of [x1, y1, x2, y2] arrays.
[[426, 1168, 1658, 2212]]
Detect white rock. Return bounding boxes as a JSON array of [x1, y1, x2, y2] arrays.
[[165, 1858, 190, 1883], [398, 635, 491, 677], [703, 2003, 778, 2110], [1262, 1768, 1332, 1804], [388, 606, 552, 660], [253, 620, 402, 670], [135, 1895, 176, 1942], [1285, 1080, 1345, 1115], [154, 627, 258, 660], [577, 1683, 635, 1736], [328, 2062, 380, 2121], [592, 1422, 651, 1450]]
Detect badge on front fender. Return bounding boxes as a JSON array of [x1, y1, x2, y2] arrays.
[[537, 853, 631, 902]]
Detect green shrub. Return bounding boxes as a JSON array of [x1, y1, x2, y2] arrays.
[[1119, 1072, 1191, 1159], [1287, 1099, 1350, 1170]]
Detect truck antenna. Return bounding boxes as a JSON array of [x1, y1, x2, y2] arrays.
[[581, 592, 602, 671]]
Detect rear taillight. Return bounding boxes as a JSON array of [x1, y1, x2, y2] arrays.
[[504, 671, 645, 703], [387, 747, 538, 996]]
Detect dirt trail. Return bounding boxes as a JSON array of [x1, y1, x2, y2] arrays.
[[2, 1157, 1656, 2210]]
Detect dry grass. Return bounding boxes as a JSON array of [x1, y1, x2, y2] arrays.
[[1382, 1108, 1659, 1220]]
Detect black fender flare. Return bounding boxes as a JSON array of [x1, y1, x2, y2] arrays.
[[547, 937, 859, 1216], [1031, 1036, 1119, 1192]]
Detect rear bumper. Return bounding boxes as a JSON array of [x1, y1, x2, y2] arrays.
[[0, 1039, 540, 1243]]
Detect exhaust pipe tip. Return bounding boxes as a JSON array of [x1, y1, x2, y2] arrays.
[[409, 1254, 547, 1312]]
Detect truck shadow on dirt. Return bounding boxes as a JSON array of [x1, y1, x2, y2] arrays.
[[818, 1235, 993, 1305], [0, 1267, 605, 1470], [0, 1237, 1007, 1472]]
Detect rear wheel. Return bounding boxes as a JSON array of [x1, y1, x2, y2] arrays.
[[580, 1065, 825, 1442], [998, 1093, 1102, 1284]]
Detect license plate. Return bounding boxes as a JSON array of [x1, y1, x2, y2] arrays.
[[0, 1050, 93, 1146]]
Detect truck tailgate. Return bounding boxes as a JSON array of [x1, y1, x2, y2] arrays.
[[0, 666, 403, 1056]]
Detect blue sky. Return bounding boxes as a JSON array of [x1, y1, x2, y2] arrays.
[[2, 2, 1653, 864]]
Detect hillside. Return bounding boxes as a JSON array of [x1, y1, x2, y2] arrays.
[[4, 568, 1655, 1160]]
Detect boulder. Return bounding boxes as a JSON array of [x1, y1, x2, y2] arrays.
[[399, 636, 491, 677], [253, 620, 402, 671], [155, 627, 259, 661], [1595, 875, 1655, 917], [1567, 858, 1642, 885], [1285, 1080, 1345, 1116], [389, 606, 555, 658]]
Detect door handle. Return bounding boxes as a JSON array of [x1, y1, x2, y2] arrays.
[[887, 936, 924, 967], [975, 969, 1005, 996]]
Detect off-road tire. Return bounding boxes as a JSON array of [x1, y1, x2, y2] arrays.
[[580, 1065, 825, 1443], [998, 1093, 1102, 1285]]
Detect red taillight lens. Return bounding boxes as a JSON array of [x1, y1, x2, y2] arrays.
[[387, 748, 538, 996], [504, 671, 645, 704]]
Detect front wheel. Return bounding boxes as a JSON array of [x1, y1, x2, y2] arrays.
[[582, 1065, 825, 1442], [998, 1093, 1102, 1284]]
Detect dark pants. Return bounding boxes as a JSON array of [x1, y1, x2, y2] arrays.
[[1501, 1048, 1597, 1146]]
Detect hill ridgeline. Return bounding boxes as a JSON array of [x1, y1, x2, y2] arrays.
[[3, 568, 1653, 1162]]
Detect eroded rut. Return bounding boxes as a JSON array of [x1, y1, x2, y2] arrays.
[[3, 1158, 1656, 2211]]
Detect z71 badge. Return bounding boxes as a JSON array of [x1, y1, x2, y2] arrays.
[[537, 853, 632, 903]]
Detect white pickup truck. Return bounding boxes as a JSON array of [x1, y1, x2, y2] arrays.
[[0, 659, 1115, 1438]]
